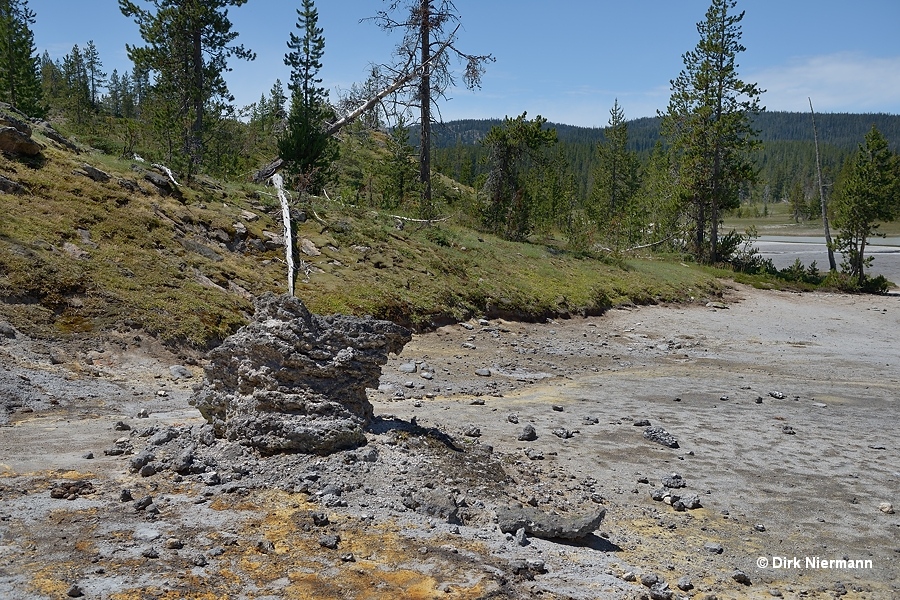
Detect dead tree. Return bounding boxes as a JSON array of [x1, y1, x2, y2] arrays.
[[809, 98, 837, 272]]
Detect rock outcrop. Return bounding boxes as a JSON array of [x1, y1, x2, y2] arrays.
[[191, 293, 411, 455]]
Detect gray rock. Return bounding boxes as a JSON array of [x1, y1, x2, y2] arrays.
[[551, 427, 574, 439], [507, 413, 519, 424], [495, 504, 606, 540], [514, 527, 529, 547], [190, 293, 410, 455], [66, 584, 84, 597], [643, 426, 679, 448], [463, 425, 481, 437], [79, 163, 110, 182], [703, 542, 723, 554], [0, 322, 15, 338], [319, 534, 340, 549], [649, 583, 673, 600], [0, 126, 43, 155], [169, 365, 193, 379], [640, 572, 660, 587], [661, 473, 686, 488], [474, 368, 491, 377], [0, 174, 25, 195], [517, 424, 538, 441], [732, 570, 751, 585], [676, 576, 693, 591], [633, 419, 651, 427], [398, 362, 417, 373]]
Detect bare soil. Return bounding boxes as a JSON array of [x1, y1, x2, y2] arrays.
[[1, 284, 898, 599]]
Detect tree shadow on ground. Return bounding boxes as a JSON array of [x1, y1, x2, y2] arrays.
[[367, 415, 463, 452]]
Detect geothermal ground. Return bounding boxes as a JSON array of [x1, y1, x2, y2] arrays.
[[1, 284, 898, 599]]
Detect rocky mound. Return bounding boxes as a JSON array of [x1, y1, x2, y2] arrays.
[[190, 293, 411, 454]]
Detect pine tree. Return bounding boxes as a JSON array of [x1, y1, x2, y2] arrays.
[[481, 112, 557, 241], [661, 0, 764, 263], [379, 116, 418, 209], [278, 0, 336, 195], [62, 44, 91, 125], [0, 0, 43, 117], [84, 40, 107, 108], [832, 126, 899, 280], [119, 0, 254, 178], [590, 99, 641, 249]]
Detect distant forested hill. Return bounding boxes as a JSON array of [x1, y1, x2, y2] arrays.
[[428, 112, 900, 204]]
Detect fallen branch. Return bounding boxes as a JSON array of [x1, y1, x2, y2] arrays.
[[389, 214, 451, 223]]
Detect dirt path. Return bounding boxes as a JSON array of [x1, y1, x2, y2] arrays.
[[1, 284, 898, 599]]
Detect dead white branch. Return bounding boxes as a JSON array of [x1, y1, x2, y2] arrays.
[[270, 173, 296, 296], [151, 163, 180, 188]]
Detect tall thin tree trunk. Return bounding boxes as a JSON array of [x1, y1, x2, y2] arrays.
[[809, 98, 837, 271], [190, 17, 203, 182], [418, 0, 433, 218]]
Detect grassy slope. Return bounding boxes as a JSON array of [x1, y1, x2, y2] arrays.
[[0, 135, 722, 350]]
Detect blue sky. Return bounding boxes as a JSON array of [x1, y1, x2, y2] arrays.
[[32, 0, 900, 127]]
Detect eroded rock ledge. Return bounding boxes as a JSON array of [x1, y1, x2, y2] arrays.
[[191, 293, 411, 454]]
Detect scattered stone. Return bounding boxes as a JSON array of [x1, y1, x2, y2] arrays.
[[706, 302, 728, 309], [165, 538, 183, 550], [640, 572, 660, 587], [782, 425, 796, 435], [879, 502, 894, 514], [677, 576, 693, 591], [133, 496, 154, 511], [319, 534, 340, 549], [137, 408, 150, 418], [517, 424, 538, 441], [755, 396, 763, 404], [649, 583, 674, 600], [141, 547, 159, 559], [340, 553, 355, 562], [190, 293, 410, 454], [732, 570, 751, 585], [644, 426, 679, 448], [551, 427, 574, 439], [582, 416, 599, 425], [120, 489, 133, 502], [622, 572, 636, 582], [633, 419, 651, 427], [398, 362, 417, 374], [49, 480, 95, 500], [661, 473, 686, 489], [82, 452, 94, 460], [169, 365, 193, 379], [703, 542, 724, 554], [754, 523, 767, 532], [524, 448, 543, 460], [311, 512, 330, 526], [681, 495, 701, 509], [469, 398, 485, 405], [463, 425, 481, 437], [551, 405, 564, 412], [114, 421, 131, 431], [514, 527, 529, 547], [507, 413, 519, 424], [495, 504, 605, 541], [79, 163, 110, 182], [769, 391, 785, 399], [0, 322, 16, 338], [474, 368, 491, 377], [66, 584, 84, 597]]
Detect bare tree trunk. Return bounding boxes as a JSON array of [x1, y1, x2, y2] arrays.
[[809, 98, 837, 272], [418, 0, 433, 219]]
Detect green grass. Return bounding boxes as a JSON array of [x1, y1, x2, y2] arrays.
[[723, 200, 900, 237], [0, 142, 728, 350]]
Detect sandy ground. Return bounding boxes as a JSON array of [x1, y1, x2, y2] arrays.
[[0, 284, 898, 599]]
